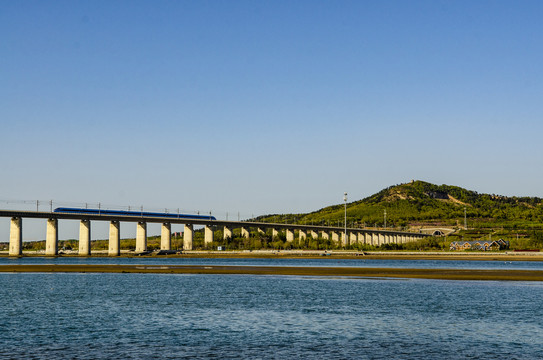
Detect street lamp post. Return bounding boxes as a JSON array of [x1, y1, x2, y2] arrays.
[[344, 192, 347, 247]]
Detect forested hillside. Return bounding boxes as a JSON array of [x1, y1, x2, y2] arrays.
[[256, 180, 543, 231]]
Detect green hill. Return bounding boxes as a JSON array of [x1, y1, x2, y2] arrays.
[[256, 180, 543, 233]]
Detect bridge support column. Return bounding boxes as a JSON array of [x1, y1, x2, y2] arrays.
[[331, 231, 339, 243], [79, 220, 91, 256], [350, 232, 357, 244], [45, 218, 58, 256], [299, 230, 307, 241], [358, 232, 365, 244], [224, 226, 232, 241], [286, 229, 294, 242], [9, 217, 22, 256], [161, 223, 171, 250], [377, 233, 384, 246], [108, 221, 120, 256], [241, 227, 250, 239], [257, 228, 265, 235], [184, 224, 193, 250], [272, 228, 279, 239], [136, 222, 147, 252], [321, 231, 329, 240], [310, 230, 319, 239], [341, 232, 348, 247], [205, 226, 214, 245]]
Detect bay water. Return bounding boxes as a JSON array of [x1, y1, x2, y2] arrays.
[[1, 258, 543, 359]]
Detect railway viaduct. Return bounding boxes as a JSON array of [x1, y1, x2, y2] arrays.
[[1, 210, 431, 256]]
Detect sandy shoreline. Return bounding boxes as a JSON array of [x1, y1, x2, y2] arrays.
[[2, 250, 543, 261], [1, 264, 543, 281]]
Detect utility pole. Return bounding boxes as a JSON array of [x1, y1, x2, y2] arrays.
[[344, 192, 347, 247], [384, 209, 387, 229], [464, 207, 467, 230]]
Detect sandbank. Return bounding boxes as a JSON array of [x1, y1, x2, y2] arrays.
[[1, 264, 543, 281]]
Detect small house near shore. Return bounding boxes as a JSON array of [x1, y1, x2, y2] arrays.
[[450, 239, 509, 251]]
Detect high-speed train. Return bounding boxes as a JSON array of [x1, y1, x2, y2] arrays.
[[53, 207, 216, 220]]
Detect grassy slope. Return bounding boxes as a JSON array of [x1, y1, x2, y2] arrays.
[[258, 180, 543, 227], [255, 180, 543, 248]]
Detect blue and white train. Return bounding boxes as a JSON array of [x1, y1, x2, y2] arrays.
[[53, 207, 216, 220]]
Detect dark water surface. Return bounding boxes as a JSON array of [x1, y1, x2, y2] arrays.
[[1, 272, 542, 359]]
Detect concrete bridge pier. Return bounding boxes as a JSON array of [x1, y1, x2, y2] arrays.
[[257, 228, 266, 235], [310, 230, 319, 239], [161, 223, 171, 250], [45, 218, 58, 256], [241, 227, 250, 239], [108, 221, 120, 256], [79, 220, 91, 256], [9, 217, 22, 256], [136, 222, 147, 252], [272, 228, 279, 239], [321, 231, 329, 240], [224, 226, 232, 241], [357, 232, 365, 244], [341, 232, 348, 247], [184, 224, 193, 250], [299, 230, 307, 241], [286, 229, 294, 242], [350, 232, 357, 244], [331, 231, 339, 243], [377, 233, 384, 246], [205, 226, 214, 245]]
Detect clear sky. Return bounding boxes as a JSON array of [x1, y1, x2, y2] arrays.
[[1, 1, 543, 240]]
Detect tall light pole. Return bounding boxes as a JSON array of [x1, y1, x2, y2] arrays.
[[344, 192, 347, 247], [384, 209, 387, 229]]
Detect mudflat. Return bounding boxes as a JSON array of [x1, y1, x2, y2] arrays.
[[2, 264, 543, 281]]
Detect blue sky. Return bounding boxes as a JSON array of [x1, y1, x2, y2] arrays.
[[1, 1, 543, 239]]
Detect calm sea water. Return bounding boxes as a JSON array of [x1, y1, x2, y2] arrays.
[[1, 271, 542, 359]]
